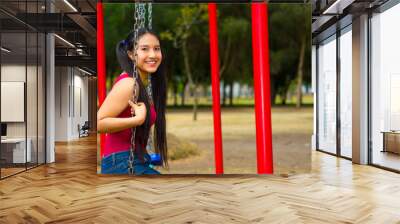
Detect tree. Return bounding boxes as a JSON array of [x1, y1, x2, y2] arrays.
[[293, 5, 311, 108], [269, 4, 312, 106], [103, 4, 135, 88], [216, 5, 252, 106], [160, 4, 209, 120]]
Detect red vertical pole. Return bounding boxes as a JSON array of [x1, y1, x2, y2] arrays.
[[251, 3, 273, 174], [208, 3, 224, 174], [97, 2, 106, 158]]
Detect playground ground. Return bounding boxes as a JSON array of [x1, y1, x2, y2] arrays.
[[159, 106, 313, 174]]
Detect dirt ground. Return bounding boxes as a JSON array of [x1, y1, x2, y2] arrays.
[[158, 106, 313, 174]]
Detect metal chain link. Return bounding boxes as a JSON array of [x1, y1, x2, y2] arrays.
[[146, 2, 155, 159], [129, 2, 143, 175], [129, 2, 155, 174], [148, 3, 152, 30], [138, 3, 146, 30], [146, 72, 154, 156]]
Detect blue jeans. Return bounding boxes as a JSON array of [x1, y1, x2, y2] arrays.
[[101, 150, 160, 175]]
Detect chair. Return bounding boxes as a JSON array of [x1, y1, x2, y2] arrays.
[[78, 121, 90, 138]]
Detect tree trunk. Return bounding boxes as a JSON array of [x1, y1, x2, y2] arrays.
[[229, 82, 234, 106], [173, 83, 178, 106], [182, 40, 197, 120], [202, 84, 208, 100], [222, 81, 226, 106], [286, 91, 291, 104], [193, 86, 198, 121], [238, 83, 242, 99], [181, 81, 186, 106], [219, 36, 232, 78], [281, 93, 286, 105], [270, 77, 276, 106], [296, 37, 306, 108]]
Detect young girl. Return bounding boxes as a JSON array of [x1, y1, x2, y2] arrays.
[[97, 28, 168, 175]]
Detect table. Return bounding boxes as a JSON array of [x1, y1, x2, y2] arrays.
[[1, 138, 32, 164], [381, 131, 400, 154]]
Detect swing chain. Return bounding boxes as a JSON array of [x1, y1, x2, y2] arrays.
[[138, 3, 146, 30], [148, 3, 152, 30], [146, 2, 155, 161], [132, 2, 146, 80], [129, 2, 142, 175], [129, 2, 156, 174], [146, 70, 154, 157], [128, 78, 138, 175]]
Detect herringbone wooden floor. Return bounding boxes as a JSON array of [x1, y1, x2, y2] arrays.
[[1, 135, 400, 223]]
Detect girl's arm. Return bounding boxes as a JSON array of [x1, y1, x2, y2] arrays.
[[97, 77, 146, 133]]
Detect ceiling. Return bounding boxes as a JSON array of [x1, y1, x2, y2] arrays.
[[312, 0, 390, 41], [0, 0, 96, 74]]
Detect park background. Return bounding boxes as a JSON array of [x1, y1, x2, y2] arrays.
[[99, 3, 312, 174]]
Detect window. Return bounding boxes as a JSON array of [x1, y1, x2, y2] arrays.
[[317, 35, 337, 154], [339, 27, 352, 158], [370, 3, 400, 171], [0, 1, 46, 179]]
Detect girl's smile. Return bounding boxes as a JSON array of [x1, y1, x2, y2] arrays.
[[129, 33, 162, 75]]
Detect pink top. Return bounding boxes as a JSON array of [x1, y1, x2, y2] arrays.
[[103, 73, 156, 157]]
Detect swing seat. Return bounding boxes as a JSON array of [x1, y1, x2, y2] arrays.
[[150, 153, 162, 166]]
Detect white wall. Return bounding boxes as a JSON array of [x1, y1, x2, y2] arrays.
[[1, 65, 26, 140], [54, 67, 89, 141], [73, 71, 89, 137], [1, 63, 46, 164], [46, 32, 55, 163], [0, 65, 39, 138], [54, 66, 68, 141]]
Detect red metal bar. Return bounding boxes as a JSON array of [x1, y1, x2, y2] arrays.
[[97, 2, 106, 158], [251, 3, 273, 174], [208, 3, 224, 174]]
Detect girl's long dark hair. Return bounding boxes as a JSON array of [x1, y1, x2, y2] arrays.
[[116, 28, 168, 167]]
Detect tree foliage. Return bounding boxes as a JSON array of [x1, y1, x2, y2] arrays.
[[103, 3, 311, 107]]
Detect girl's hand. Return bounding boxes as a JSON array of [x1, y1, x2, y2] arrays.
[[129, 100, 147, 124]]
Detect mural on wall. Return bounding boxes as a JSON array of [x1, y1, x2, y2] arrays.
[[97, 3, 312, 175]]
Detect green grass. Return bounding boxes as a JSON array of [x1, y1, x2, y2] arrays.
[[274, 94, 314, 105], [166, 94, 314, 109]]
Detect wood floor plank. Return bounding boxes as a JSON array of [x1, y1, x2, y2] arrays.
[[0, 135, 400, 223]]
